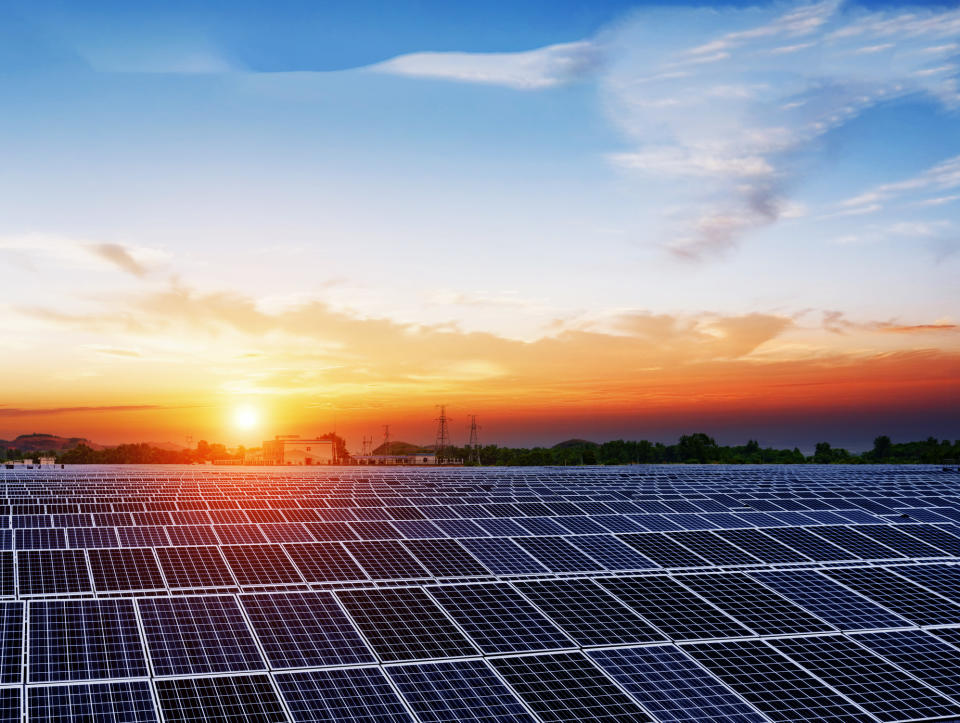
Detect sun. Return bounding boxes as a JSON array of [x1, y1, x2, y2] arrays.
[[232, 405, 259, 430]]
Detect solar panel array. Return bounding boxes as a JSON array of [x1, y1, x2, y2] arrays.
[[0, 464, 958, 722]]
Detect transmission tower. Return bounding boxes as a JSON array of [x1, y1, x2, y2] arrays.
[[467, 415, 481, 465], [434, 406, 451, 463], [361, 436, 373, 456], [382, 425, 391, 456]]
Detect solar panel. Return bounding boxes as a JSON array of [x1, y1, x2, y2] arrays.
[[343, 540, 431, 580], [155, 546, 236, 589], [676, 573, 837, 635], [748, 569, 911, 630], [137, 595, 266, 675], [88, 548, 166, 592], [513, 578, 667, 646], [511, 536, 604, 572], [17, 550, 92, 595], [402, 538, 491, 577], [426, 582, 574, 653], [489, 651, 653, 722], [822, 566, 960, 625], [28, 599, 146, 683], [768, 634, 960, 721], [220, 544, 304, 586], [386, 659, 536, 722], [3, 462, 960, 722], [154, 674, 287, 723], [598, 575, 752, 640], [281, 541, 368, 582], [588, 645, 766, 722], [239, 591, 375, 668], [617, 533, 712, 567], [682, 639, 873, 722], [28, 681, 155, 723], [335, 587, 478, 662], [851, 628, 960, 699], [0, 604, 21, 685]]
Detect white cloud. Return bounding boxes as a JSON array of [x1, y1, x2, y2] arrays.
[[600, 1, 960, 259], [368, 41, 600, 90]]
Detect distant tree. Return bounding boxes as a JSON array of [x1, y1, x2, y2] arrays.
[[872, 435, 892, 460], [677, 433, 719, 463]]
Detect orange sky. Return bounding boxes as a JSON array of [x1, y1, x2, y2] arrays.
[[2, 280, 958, 451]]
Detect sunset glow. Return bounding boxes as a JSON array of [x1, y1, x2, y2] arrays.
[[1, 0, 958, 451]]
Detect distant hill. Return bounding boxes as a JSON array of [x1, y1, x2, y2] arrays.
[[371, 441, 433, 455], [0, 433, 104, 451], [552, 438, 598, 449]]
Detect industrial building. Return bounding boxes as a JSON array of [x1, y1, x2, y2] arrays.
[[259, 435, 336, 465]]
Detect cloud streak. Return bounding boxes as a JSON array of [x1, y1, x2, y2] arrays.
[[368, 41, 601, 90], [602, 1, 960, 258]]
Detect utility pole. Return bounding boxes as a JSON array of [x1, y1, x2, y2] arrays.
[[467, 415, 481, 465], [434, 406, 450, 463]]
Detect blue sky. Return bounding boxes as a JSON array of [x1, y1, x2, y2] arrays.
[[1, 0, 959, 448]]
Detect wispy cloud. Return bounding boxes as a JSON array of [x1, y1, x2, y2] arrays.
[[602, 1, 960, 259], [368, 41, 601, 90], [87, 243, 149, 277], [0, 234, 164, 276]]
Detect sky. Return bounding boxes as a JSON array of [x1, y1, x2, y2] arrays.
[[1, 0, 959, 452]]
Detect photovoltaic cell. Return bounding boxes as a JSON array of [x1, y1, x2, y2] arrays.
[[276, 668, 412, 723], [137, 595, 265, 676], [663, 531, 762, 565], [0, 604, 21, 684], [822, 566, 960, 625], [489, 651, 653, 722], [810, 526, 904, 560], [511, 536, 603, 573], [343, 540, 431, 580], [240, 591, 375, 668], [888, 563, 960, 602], [711, 529, 810, 563], [459, 538, 548, 575], [617, 533, 711, 567], [588, 645, 766, 723], [386, 659, 536, 723], [281, 542, 368, 582], [566, 535, 660, 571], [402, 539, 490, 577], [335, 587, 478, 662]]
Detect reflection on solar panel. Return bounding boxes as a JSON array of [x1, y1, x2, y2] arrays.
[[240, 591, 375, 668], [588, 645, 765, 723], [28, 599, 147, 682], [676, 573, 836, 635], [2, 463, 959, 722], [336, 587, 478, 662], [749, 569, 911, 630], [426, 582, 574, 653], [768, 634, 960, 721], [28, 681, 155, 723], [386, 659, 536, 723], [490, 652, 653, 722], [683, 639, 873, 722], [851, 628, 960, 699], [276, 668, 412, 723], [513, 578, 667, 646], [154, 674, 287, 723], [137, 595, 265, 675], [598, 575, 751, 640]]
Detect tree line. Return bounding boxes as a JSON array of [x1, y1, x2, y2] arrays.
[[6, 433, 958, 466]]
